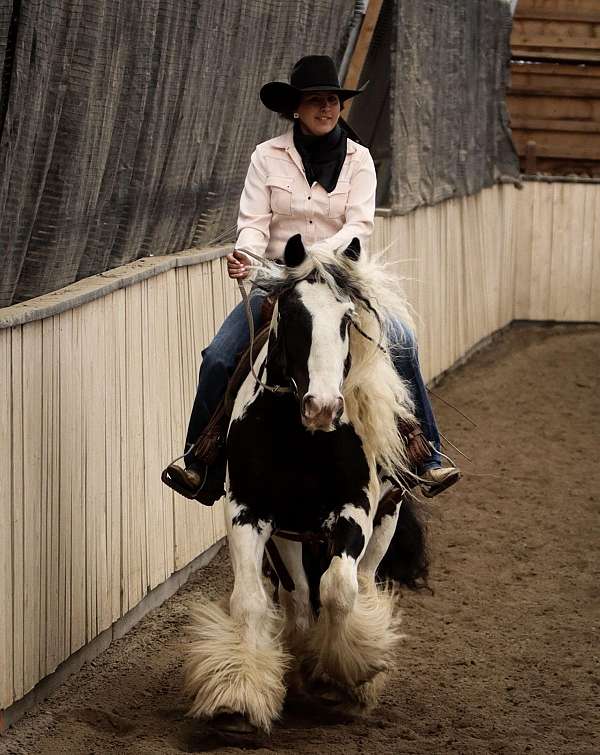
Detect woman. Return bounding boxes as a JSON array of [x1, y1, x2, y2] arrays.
[[165, 55, 459, 505]]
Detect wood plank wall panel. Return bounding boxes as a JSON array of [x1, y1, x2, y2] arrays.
[[590, 189, 600, 321], [10, 326, 25, 702], [373, 186, 520, 384], [513, 182, 600, 321], [1, 182, 598, 711], [0, 329, 14, 709], [0, 264, 240, 709], [375, 181, 600, 385]]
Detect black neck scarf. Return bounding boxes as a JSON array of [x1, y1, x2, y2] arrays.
[[293, 121, 347, 193]]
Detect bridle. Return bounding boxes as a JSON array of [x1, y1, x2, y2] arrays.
[[237, 247, 387, 403]]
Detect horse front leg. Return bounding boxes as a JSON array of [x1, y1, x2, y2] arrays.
[[185, 499, 290, 733], [270, 537, 312, 650], [309, 490, 403, 706], [358, 482, 404, 583]]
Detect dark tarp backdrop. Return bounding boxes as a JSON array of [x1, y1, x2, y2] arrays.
[[389, 0, 519, 213], [0, 0, 518, 307], [0, 0, 353, 307]]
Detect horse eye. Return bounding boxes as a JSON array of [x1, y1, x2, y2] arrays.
[[341, 313, 352, 335]]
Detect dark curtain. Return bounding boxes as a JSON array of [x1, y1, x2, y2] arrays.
[[0, 0, 352, 306], [389, 0, 519, 213]]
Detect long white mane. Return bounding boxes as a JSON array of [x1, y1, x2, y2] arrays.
[[255, 244, 418, 478]]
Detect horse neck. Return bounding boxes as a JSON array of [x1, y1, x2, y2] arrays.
[[265, 328, 288, 388]]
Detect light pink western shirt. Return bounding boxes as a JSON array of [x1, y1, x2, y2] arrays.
[[235, 129, 377, 261]]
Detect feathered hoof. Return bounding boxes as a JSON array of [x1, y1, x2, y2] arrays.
[[184, 599, 291, 733], [307, 670, 386, 713], [306, 578, 404, 690], [308, 675, 354, 707]]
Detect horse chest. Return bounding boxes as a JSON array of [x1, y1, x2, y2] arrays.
[[228, 394, 370, 531]]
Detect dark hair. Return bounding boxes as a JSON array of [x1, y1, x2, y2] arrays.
[[279, 112, 294, 122]]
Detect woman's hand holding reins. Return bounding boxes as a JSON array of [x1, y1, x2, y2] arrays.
[[227, 250, 251, 280]]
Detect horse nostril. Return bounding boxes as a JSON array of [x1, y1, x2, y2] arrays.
[[302, 394, 319, 419], [302, 395, 344, 424]]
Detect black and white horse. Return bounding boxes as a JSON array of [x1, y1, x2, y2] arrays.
[[184, 235, 428, 733]]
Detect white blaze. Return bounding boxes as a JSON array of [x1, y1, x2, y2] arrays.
[[297, 281, 349, 404]]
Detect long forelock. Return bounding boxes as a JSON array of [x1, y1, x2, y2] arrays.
[[255, 245, 417, 479], [255, 245, 411, 321]]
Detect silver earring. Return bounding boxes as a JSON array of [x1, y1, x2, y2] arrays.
[[293, 112, 299, 119]]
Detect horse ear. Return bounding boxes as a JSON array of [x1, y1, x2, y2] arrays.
[[284, 234, 306, 268], [344, 237, 361, 262]]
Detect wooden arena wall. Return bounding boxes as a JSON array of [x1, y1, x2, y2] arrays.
[[1, 180, 599, 712]]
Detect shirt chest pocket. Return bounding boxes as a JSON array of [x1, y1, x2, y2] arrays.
[[328, 180, 351, 218], [267, 176, 293, 216]]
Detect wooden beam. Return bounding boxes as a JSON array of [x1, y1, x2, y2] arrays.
[[515, 0, 600, 24], [511, 129, 600, 159], [507, 95, 597, 121], [515, 9, 600, 23], [508, 81, 600, 98], [512, 48, 600, 63], [510, 62, 600, 78], [512, 34, 600, 50], [510, 117, 600, 133], [525, 140, 537, 173], [342, 0, 384, 118]]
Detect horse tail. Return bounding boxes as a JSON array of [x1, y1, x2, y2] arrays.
[[376, 495, 429, 590]]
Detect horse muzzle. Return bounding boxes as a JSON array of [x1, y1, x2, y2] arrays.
[[301, 394, 344, 432]]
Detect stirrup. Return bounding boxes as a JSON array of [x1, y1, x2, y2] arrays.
[[420, 467, 461, 498], [161, 464, 203, 500]]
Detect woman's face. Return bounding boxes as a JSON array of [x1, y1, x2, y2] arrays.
[[296, 92, 341, 136]]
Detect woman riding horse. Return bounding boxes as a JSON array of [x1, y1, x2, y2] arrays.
[[166, 55, 459, 504]]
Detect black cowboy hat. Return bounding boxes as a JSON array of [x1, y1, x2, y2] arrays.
[[260, 55, 368, 113]]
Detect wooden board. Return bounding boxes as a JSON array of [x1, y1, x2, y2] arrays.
[[69, 308, 86, 655], [515, 0, 600, 25], [507, 94, 600, 121], [105, 290, 124, 623], [510, 129, 600, 160], [512, 44, 600, 63], [342, 0, 384, 118], [510, 117, 600, 134], [509, 61, 600, 98], [0, 328, 14, 708]]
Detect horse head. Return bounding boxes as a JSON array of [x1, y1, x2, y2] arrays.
[[266, 234, 362, 433]]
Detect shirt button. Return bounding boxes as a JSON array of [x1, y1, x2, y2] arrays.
[[309, 220, 313, 224], [307, 196, 311, 200]]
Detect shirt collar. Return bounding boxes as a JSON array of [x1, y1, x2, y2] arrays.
[[271, 128, 357, 154]]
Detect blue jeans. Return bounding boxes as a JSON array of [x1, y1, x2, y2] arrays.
[[184, 290, 265, 470], [185, 294, 441, 473], [384, 319, 442, 471]]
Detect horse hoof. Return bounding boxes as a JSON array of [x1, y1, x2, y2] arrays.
[[309, 676, 353, 706], [359, 662, 388, 683], [209, 710, 258, 736]]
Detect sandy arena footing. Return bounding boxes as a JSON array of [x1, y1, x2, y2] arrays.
[[1, 323, 598, 755]]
